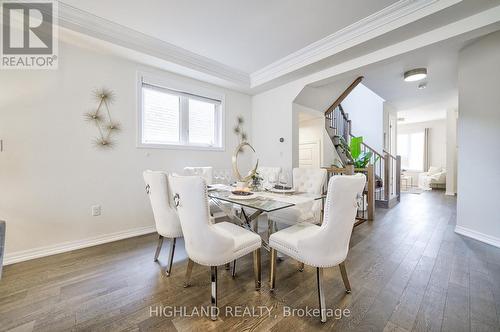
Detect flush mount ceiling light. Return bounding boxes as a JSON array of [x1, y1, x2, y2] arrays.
[[404, 68, 427, 82]]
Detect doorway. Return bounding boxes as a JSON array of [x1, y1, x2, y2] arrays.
[[299, 141, 321, 168]]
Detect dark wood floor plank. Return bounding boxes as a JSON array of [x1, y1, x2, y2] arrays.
[[1, 191, 499, 332]]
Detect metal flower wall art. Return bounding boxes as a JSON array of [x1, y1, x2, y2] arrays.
[[84, 88, 120, 149]]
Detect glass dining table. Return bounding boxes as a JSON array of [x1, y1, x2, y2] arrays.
[[208, 185, 324, 251]]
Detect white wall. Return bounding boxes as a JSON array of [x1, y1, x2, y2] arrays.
[[342, 83, 385, 153], [255, 79, 385, 172], [456, 31, 500, 247], [383, 102, 398, 155], [252, 81, 304, 169], [446, 108, 458, 195], [0, 39, 251, 261]]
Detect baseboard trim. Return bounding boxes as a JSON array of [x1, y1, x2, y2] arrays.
[[455, 225, 500, 248], [4, 225, 156, 265]]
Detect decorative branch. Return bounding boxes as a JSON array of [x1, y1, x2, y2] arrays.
[[233, 116, 248, 152], [84, 88, 120, 149]]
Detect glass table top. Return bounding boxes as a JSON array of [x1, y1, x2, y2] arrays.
[[208, 188, 324, 213]]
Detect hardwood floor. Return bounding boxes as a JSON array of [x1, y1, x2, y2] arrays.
[[1, 191, 499, 331]]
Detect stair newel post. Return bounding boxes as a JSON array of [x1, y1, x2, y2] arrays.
[[396, 155, 401, 202], [383, 153, 390, 202], [345, 165, 355, 175], [345, 113, 351, 143], [367, 164, 375, 221]]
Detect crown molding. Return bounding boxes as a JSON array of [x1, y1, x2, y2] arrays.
[[55, 0, 463, 92], [250, 0, 462, 88], [57, 2, 251, 89]]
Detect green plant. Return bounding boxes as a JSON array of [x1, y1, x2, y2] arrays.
[[350, 136, 363, 159], [353, 151, 373, 168]]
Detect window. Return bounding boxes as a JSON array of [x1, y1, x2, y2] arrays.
[[139, 78, 223, 149], [397, 131, 424, 171]]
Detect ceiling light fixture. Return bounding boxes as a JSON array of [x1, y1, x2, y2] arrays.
[[417, 82, 427, 89], [404, 68, 427, 82]]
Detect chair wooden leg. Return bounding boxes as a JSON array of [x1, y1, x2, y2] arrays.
[[184, 259, 194, 288], [253, 249, 261, 290], [298, 262, 304, 272], [153, 235, 164, 262], [269, 248, 277, 291], [317, 267, 327, 323], [339, 262, 351, 293], [165, 238, 176, 276], [231, 260, 237, 278], [210, 266, 218, 321]]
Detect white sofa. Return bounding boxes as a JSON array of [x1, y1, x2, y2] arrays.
[[418, 166, 446, 190]]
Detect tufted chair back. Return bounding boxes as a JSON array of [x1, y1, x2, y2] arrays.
[[170, 175, 234, 265], [292, 168, 327, 194], [183, 167, 213, 185], [258, 166, 281, 186], [298, 174, 366, 267], [143, 171, 183, 238]]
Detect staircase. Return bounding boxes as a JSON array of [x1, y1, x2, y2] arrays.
[[324, 77, 401, 214]]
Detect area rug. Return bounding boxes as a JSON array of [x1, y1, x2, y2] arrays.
[[402, 187, 424, 194]]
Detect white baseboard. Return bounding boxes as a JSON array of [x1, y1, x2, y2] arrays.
[[4, 225, 156, 265], [455, 225, 500, 248]]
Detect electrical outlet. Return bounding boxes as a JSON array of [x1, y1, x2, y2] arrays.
[[91, 205, 101, 216]]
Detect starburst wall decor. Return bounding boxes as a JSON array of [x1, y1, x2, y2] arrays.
[[84, 88, 121, 149]]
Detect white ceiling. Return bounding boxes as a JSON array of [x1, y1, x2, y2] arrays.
[[361, 39, 461, 123], [60, 0, 398, 73], [397, 108, 448, 123], [297, 26, 500, 124], [56, 0, 500, 92]]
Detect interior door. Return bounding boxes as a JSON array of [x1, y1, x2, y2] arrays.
[[299, 141, 320, 168]]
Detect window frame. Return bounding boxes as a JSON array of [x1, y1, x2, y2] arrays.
[[137, 72, 225, 151]]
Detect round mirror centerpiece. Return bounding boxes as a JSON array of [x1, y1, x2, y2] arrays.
[[232, 142, 259, 188]]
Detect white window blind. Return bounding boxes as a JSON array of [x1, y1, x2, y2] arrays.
[[142, 86, 180, 144], [188, 99, 216, 145], [140, 81, 223, 149]]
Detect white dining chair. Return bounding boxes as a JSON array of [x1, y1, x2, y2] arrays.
[[143, 170, 183, 276], [183, 167, 213, 185], [183, 166, 228, 220], [269, 173, 366, 323], [170, 175, 262, 321], [257, 166, 281, 187], [269, 168, 327, 226]]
